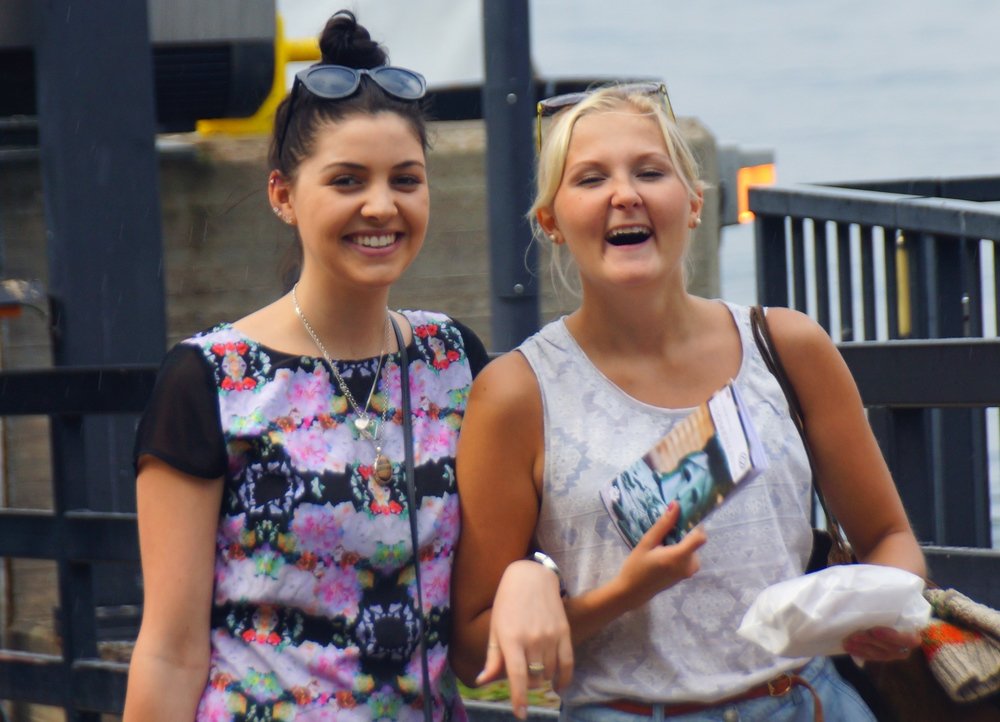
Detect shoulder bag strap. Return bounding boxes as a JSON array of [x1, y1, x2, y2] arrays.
[[749, 305, 851, 562], [390, 315, 434, 722]]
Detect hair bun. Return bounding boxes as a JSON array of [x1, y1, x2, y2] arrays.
[[318, 10, 388, 69]]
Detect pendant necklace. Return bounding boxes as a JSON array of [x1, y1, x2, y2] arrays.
[[292, 283, 395, 485]]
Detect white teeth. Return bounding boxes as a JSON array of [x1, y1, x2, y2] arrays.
[[607, 225, 651, 239], [352, 233, 397, 248]]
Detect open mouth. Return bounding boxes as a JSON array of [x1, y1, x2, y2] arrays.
[[605, 225, 652, 246]]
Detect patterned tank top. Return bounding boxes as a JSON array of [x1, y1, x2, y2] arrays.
[[517, 302, 814, 705]]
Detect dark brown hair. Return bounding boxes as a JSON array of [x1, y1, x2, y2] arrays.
[[268, 10, 429, 179]]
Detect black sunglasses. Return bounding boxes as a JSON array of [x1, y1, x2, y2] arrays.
[[535, 81, 674, 151], [276, 64, 428, 162]]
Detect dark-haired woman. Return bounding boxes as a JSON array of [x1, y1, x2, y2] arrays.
[[123, 11, 553, 721]]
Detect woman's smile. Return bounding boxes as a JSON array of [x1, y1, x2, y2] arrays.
[[346, 231, 401, 250], [605, 224, 654, 246]]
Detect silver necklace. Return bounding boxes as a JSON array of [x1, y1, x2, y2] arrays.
[[291, 283, 395, 485]]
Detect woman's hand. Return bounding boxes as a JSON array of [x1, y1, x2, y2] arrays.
[[558, 502, 708, 646], [842, 626, 922, 662], [614, 502, 707, 607], [475, 560, 572, 719]]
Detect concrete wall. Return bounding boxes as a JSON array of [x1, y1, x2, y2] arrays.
[[0, 117, 719, 719]]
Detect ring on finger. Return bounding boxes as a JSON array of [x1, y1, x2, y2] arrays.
[[527, 661, 546, 676]]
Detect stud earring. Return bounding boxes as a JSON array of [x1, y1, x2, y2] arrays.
[[693, 216, 702, 228]]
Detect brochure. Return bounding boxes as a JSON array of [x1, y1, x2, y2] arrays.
[[600, 381, 768, 548]]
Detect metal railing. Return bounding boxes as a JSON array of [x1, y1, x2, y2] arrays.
[[4, 175, 1000, 715], [0, 366, 155, 720], [752, 177, 1000, 342], [750, 177, 1000, 603]]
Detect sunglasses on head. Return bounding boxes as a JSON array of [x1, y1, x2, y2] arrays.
[[276, 64, 428, 162], [534, 81, 675, 152]]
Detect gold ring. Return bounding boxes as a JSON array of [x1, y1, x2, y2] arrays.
[[527, 661, 545, 675]]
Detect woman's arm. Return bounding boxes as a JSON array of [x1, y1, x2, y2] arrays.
[[765, 308, 925, 574], [451, 353, 704, 714], [123, 457, 224, 722], [451, 353, 557, 696], [766, 308, 926, 659]]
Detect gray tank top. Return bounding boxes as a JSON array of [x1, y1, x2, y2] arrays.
[[517, 302, 814, 705]]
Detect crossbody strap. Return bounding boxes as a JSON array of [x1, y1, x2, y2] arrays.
[[390, 315, 433, 722], [749, 305, 851, 562]]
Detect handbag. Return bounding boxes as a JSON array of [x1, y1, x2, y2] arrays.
[[391, 317, 434, 722], [748, 304, 1000, 721]]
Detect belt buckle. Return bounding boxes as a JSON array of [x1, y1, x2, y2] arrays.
[[767, 673, 794, 697]]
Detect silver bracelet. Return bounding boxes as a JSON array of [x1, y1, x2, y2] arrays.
[[528, 551, 567, 597]]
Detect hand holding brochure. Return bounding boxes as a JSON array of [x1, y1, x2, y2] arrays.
[[600, 382, 768, 548]]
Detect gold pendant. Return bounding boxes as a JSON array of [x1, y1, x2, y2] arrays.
[[374, 452, 393, 486]]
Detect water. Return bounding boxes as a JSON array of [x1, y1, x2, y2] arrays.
[[522, 0, 1000, 304], [282, 0, 1000, 302], [279, 0, 1000, 543]]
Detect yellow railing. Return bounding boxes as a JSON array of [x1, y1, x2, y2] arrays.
[[196, 14, 320, 136]]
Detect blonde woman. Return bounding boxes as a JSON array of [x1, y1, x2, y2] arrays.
[[451, 84, 924, 721]]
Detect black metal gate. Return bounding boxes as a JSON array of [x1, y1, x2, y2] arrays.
[[751, 177, 1000, 601]]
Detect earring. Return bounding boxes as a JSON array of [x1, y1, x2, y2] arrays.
[[693, 216, 702, 228], [272, 206, 292, 224]]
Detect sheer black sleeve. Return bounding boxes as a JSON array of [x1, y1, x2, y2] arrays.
[[133, 343, 227, 479], [453, 319, 491, 378]]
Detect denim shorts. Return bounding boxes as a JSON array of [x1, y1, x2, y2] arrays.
[[560, 657, 876, 722]]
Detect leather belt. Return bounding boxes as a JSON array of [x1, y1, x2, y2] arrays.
[[604, 671, 824, 721]]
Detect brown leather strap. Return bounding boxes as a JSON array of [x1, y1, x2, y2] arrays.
[[781, 674, 825, 722], [749, 304, 851, 563], [604, 670, 824, 720]]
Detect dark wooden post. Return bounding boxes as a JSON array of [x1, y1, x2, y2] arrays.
[[34, 0, 166, 715]]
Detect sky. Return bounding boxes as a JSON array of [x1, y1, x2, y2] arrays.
[[274, 0, 1000, 304], [276, 0, 1000, 184]]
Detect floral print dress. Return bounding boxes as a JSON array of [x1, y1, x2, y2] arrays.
[[135, 310, 486, 722]]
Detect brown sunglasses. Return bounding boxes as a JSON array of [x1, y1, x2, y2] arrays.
[[534, 82, 675, 152]]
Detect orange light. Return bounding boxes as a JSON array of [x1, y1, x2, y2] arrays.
[[0, 306, 22, 318], [737, 163, 776, 224]]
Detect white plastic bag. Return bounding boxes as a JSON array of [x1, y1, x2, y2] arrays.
[[737, 564, 931, 658]]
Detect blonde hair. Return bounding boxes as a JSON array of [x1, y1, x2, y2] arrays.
[[527, 85, 703, 295]]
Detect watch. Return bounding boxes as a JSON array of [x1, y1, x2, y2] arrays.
[[528, 551, 567, 597]]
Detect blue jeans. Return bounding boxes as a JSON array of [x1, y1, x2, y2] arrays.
[[560, 657, 876, 721]]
